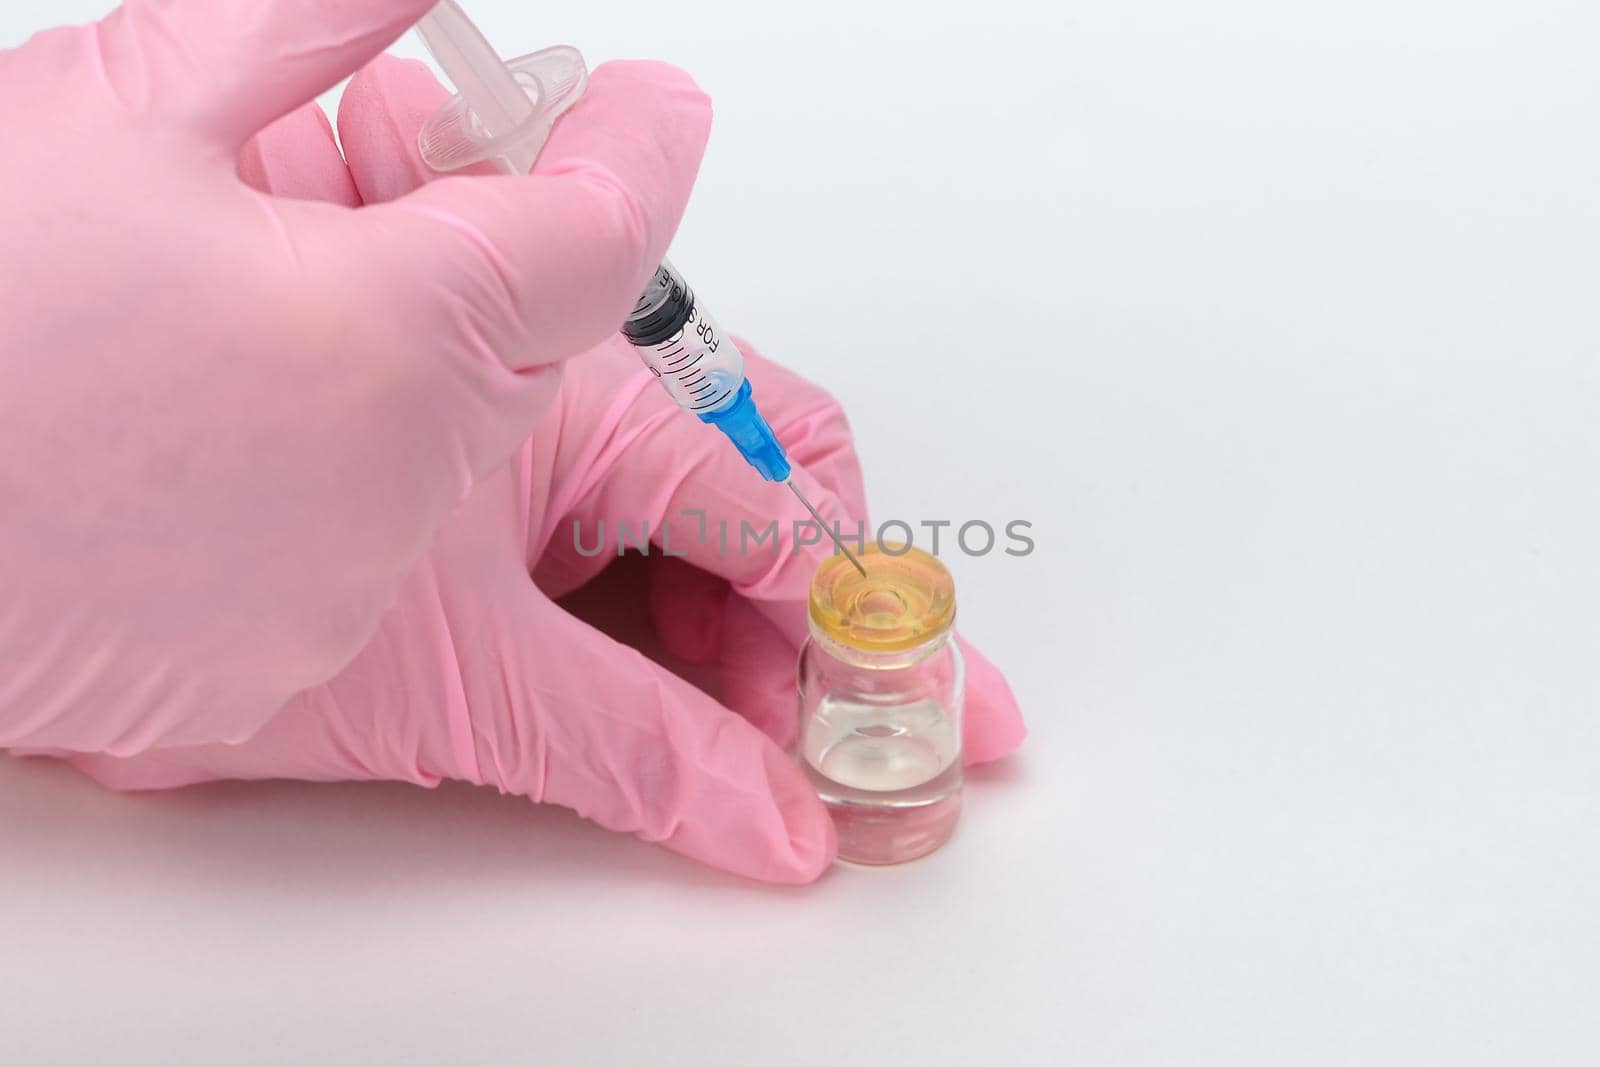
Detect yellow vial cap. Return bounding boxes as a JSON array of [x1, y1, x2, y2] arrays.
[[808, 543, 957, 653]]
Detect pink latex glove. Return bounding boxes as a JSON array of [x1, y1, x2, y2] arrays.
[[7, 44, 1027, 881], [0, 0, 706, 752]]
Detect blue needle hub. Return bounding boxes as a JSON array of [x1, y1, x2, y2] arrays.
[[701, 380, 792, 483]]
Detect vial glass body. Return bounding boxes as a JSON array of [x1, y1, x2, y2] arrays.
[[798, 546, 965, 865]]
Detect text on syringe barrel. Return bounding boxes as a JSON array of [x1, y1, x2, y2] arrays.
[[621, 264, 746, 415]]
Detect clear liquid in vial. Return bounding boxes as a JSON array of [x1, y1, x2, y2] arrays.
[[802, 696, 962, 865]]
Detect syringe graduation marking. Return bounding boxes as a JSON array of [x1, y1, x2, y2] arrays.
[[621, 268, 751, 418]]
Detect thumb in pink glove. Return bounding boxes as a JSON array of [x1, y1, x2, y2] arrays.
[[0, 0, 707, 753]]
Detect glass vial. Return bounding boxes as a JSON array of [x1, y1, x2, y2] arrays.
[[798, 543, 965, 865]]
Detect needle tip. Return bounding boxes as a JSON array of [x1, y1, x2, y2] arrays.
[[787, 479, 868, 577]]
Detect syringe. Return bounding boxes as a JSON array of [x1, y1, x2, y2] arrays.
[[413, 2, 865, 576]]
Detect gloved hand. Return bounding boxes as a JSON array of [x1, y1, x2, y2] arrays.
[[9, 24, 1027, 882], [0, 0, 706, 751]]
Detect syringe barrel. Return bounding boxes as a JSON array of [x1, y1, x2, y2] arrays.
[[410, 6, 791, 482], [621, 261, 747, 416]]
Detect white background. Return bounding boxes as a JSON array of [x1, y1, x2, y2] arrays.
[[3, 1, 1598, 1063]]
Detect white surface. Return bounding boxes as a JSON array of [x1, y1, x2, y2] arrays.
[[4, 1, 1599, 1064]]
